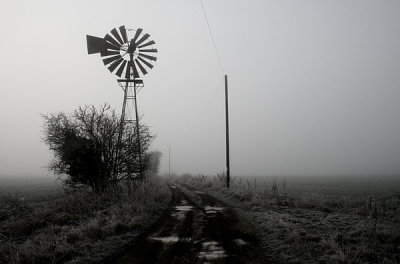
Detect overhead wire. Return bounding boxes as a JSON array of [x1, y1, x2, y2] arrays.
[[184, 77, 225, 135], [200, 0, 225, 76], [184, 0, 226, 135]]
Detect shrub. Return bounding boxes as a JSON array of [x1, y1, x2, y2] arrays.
[[42, 104, 155, 192]]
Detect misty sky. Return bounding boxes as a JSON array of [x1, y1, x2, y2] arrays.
[[0, 0, 399, 178]]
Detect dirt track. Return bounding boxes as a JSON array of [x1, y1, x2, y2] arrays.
[[108, 182, 268, 264]]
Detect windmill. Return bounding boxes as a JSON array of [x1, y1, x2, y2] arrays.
[[86, 26, 158, 178]]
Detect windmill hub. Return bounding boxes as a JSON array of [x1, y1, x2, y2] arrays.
[[119, 43, 139, 60], [127, 40, 136, 53]]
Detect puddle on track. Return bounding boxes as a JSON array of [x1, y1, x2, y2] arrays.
[[148, 236, 191, 244], [171, 205, 193, 220], [198, 241, 227, 261], [175, 205, 193, 211], [234, 238, 248, 247], [204, 206, 224, 215]]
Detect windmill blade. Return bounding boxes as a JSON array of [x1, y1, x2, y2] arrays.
[[105, 42, 120, 51], [130, 61, 140, 78], [108, 58, 124, 72], [116, 60, 127, 77], [105, 34, 121, 48], [138, 56, 154, 69], [139, 53, 157, 61], [101, 49, 120, 57], [129, 39, 136, 50], [132, 28, 143, 43], [125, 63, 131, 79], [138, 40, 155, 49], [111, 28, 124, 45], [135, 33, 150, 46], [103, 55, 122, 65], [135, 59, 147, 75], [119, 25, 128, 43], [139, 48, 157, 53]]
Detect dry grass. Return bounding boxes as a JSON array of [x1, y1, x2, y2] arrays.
[[178, 173, 400, 264], [0, 176, 171, 263]]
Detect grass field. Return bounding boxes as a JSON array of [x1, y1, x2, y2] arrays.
[[2, 174, 399, 263], [179, 174, 400, 264], [0, 177, 62, 200], [0, 175, 171, 263]]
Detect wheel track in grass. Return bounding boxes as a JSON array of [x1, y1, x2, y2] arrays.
[[108, 181, 269, 264]]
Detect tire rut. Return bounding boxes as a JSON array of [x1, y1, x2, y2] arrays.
[[110, 182, 268, 264]]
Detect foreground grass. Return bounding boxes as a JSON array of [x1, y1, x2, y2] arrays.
[[178, 174, 400, 264], [0, 176, 171, 263]]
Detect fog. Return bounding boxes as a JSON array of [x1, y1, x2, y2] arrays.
[[0, 0, 399, 178]]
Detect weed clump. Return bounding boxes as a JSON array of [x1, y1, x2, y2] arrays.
[[0, 176, 171, 263]]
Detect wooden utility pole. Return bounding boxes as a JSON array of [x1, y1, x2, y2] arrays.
[[225, 75, 230, 188]]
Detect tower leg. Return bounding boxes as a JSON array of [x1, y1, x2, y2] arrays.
[[115, 82, 129, 179], [133, 82, 143, 178]]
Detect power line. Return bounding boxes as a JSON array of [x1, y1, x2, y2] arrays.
[[184, 77, 224, 135], [182, 1, 226, 134], [200, 0, 225, 75], [195, 77, 224, 122]]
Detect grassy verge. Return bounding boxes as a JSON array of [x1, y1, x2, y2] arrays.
[[177, 174, 400, 264], [0, 176, 171, 263]]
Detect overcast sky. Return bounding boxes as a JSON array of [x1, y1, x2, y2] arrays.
[[0, 0, 399, 178]]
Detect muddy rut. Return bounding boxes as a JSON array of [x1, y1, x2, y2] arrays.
[[108, 182, 268, 264]]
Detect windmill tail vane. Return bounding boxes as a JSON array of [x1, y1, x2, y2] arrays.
[[86, 26, 158, 179]]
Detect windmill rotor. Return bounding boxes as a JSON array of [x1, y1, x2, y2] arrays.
[[86, 26, 158, 179], [86, 26, 157, 79]]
